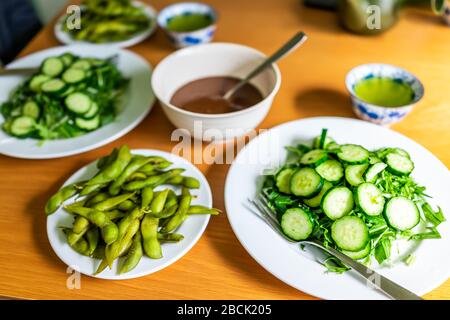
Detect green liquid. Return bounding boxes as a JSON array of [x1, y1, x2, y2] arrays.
[[166, 13, 213, 32], [354, 77, 415, 108]]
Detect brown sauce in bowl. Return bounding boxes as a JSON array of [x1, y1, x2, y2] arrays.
[[170, 76, 264, 114]]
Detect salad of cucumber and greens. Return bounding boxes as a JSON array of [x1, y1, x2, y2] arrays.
[[63, 0, 151, 43], [1, 53, 128, 140], [263, 129, 445, 273]]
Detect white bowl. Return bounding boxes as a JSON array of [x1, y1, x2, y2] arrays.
[[151, 43, 281, 141]]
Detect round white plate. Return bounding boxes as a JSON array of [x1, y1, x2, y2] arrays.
[[0, 45, 154, 159], [47, 149, 212, 280], [225, 117, 450, 300], [54, 1, 157, 48]]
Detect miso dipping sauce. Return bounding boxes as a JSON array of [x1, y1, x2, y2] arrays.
[[170, 76, 264, 114]]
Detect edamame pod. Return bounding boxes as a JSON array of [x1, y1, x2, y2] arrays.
[[92, 192, 134, 211], [161, 188, 191, 233], [149, 204, 178, 219], [86, 192, 109, 206], [108, 156, 152, 195], [141, 187, 154, 210], [45, 182, 85, 215], [122, 169, 184, 191], [86, 227, 99, 255], [117, 199, 135, 211], [157, 232, 184, 243], [187, 205, 221, 215], [72, 216, 90, 234], [127, 172, 147, 181], [141, 214, 162, 259], [101, 222, 119, 245], [119, 231, 143, 274], [87, 145, 132, 186], [150, 189, 169, 213]]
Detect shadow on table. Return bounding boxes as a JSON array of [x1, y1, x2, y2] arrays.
[[25, 160, 87, 267], [295, 87, 355, 118]]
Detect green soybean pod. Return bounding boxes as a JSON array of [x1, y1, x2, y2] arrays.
[[161, 188, 191, 233], [87, 145, 132, 186], [187, 205, 221, 215], [127, 172, 147, 181], [101, 222, 119, 245], [165, 175, 184, 186], [157, 232, 184, 243], [64, 227, 88, 246], [45, 182, 84, 215], [73, 216, 90, 234], [108, 156, 152, 195], [80, 183, 105, 197], [86, 227, 99, 255], [150, 189, 169, 213], [182, 177, 200, 189], [105, 210, 126, 220], [119, 232, 143, 274], [141, 213, 162, 259], [92, 192, 134, 211], [149, 204, 178, 219], [141, 187, 154, 210], [118, 199, 135, 211], [86, 192, 109, 207], [164, 190, 178, 209], [97, 147, 118, 169], [94, 258, 109, 275], [92, 244, 105, 260]]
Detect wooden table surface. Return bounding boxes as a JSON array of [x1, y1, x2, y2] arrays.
[[0, 0, 449, 300]]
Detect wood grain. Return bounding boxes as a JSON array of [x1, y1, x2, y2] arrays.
[[0, 0, 449, 300]]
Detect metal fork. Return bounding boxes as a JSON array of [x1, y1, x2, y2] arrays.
[[248, 194, 423, 300]]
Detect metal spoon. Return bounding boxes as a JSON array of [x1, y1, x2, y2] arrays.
[[222, 31, 308, 101]]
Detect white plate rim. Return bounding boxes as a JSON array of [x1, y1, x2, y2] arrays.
[[54, 1, 158, 48], [0, 45, 155, 159], [46, 149, 212, 280], [224, 116, 450, 300]]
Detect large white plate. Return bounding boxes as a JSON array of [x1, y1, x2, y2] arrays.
[[225, 117, 450, 300], [54, 1, 157, 48], [0, 45, 154, 159], [47, 149, 212, 280]]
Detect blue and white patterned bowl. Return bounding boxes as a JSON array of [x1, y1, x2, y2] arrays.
[[345, 63, 424, 126], [157, 2, 217, 49]]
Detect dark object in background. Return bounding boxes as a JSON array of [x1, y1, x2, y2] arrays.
[[0, 0, 42, 65], [303, 0, 338, 10]]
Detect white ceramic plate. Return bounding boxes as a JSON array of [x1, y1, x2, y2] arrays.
[[225, 117, 450, 300], [0, 45, 154, 159], [54, 1, 157, 48], [47, 149, 212, 280]]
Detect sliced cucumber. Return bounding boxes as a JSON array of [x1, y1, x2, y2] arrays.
[[75, 115, 100, 131], [386, 153, 414, 176], [365, 162, 387, 183], [41, 57, 64, 77], [9, 116, 36, 137], [29, 74, 51, 92], [65, 92, 92, 114], [60, 53, 75, 67], [321, 186, 354, 220], [290, 167, 323, 198], [304, 181, 333, 208], [300, 149, 328, 166], [62, 68, 86, 84], [40, 79, 67, 95], [331, 216, 369, 251], [341, 242, 371, 260], [356, 183, 385, 216], [275, 168, 295, 194], [315, 159, 343, 183], [345, 164, 369, 187], [384, 196, 419, 231], [71, 59, 91, 70], [391, 148, 410, 158], [280, 208, 314, 241], [337, 144, 369, 164], [83, 102, 99, 119], [22, 101, 40, 119], [313, 133, 334, 149]]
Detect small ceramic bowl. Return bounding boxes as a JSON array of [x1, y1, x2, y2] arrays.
[[151, 43, 281, 141], [157, 2, 217, 48], [345, 63, 424, 126]]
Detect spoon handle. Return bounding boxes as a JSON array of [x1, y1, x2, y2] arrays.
[[223, 31, 308, 100]]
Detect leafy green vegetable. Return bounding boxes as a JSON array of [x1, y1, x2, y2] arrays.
[[0, 54, 128, 141], [263, 129, 445, 273]]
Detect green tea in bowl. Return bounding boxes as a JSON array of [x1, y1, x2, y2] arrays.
[[345, 63, 424, 126]]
